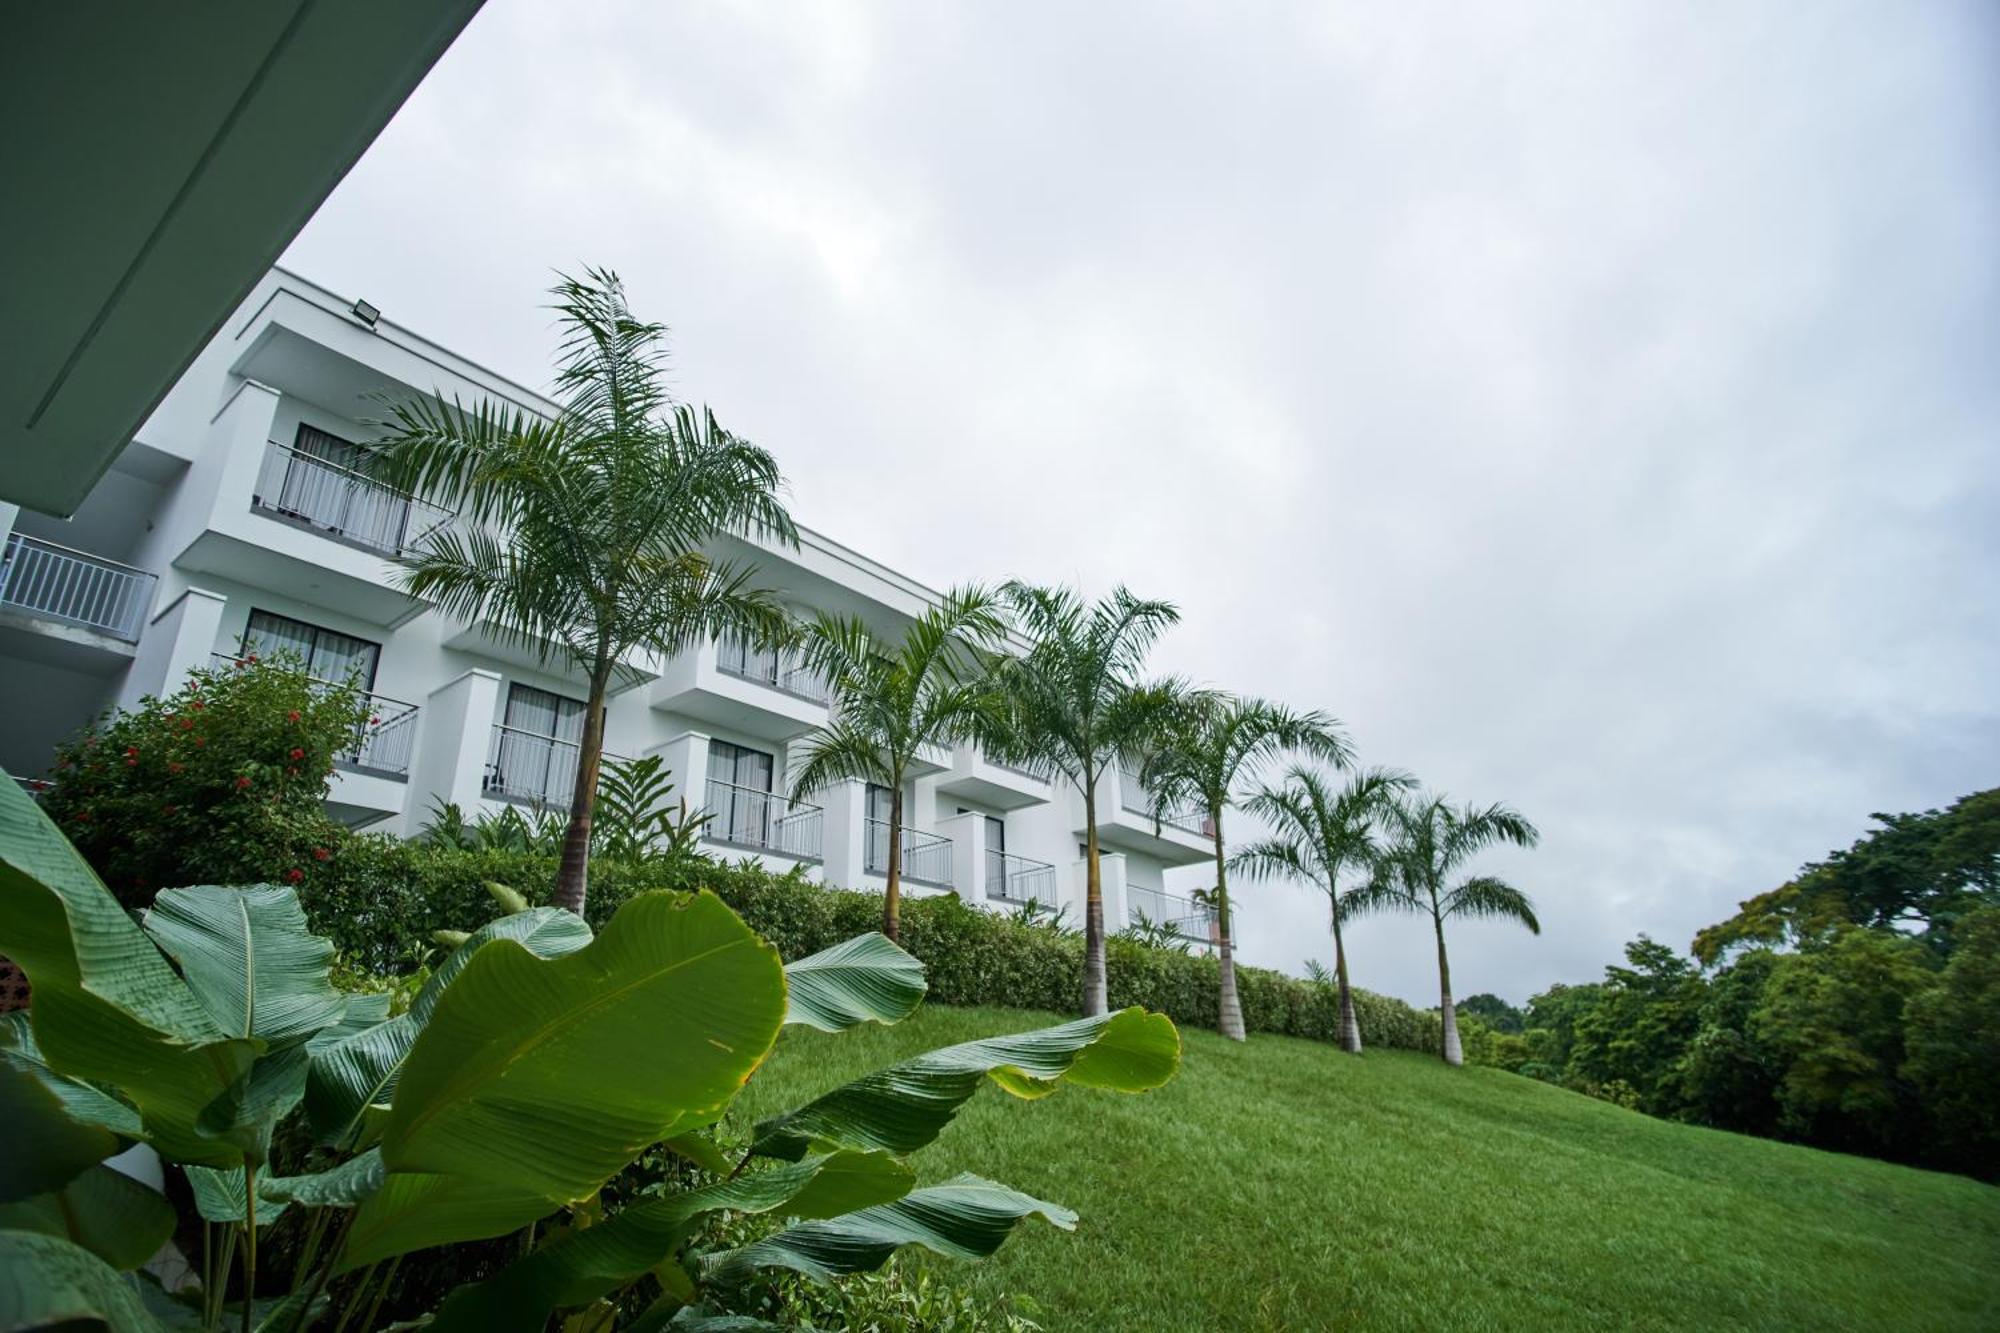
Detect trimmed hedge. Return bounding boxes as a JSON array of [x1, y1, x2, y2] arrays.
[[305, 837, 1464, 1056]]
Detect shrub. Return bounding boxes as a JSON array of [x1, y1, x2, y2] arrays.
[[37, 655, 361, 907]]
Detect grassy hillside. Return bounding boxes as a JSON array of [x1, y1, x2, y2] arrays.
[[733, 1004, 2000, 1331]]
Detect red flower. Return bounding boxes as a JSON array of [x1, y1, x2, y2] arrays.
[[125, 758, 138, 767], [313, 847, 331, 862], [285, 868, 304, 884], [369, 715, 381, 726], [181, 718, 194, 730], [246, 654, 258, 663], [235, 775, 252, 789], [193, 737, 205, 747], [289, 747, 305, 761], [190, 700, 205, 711], [124, 746, 138, 757], [167, 762, 184, 774]]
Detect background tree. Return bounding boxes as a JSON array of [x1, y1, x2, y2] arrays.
[[1903, 906, 2000, 1180], [791, 586, 1009, 941], [1235, 766, 1411, 1053], [1139, 695, 1352, 1041], [370, 269, 795, 915], [988, 583, 1182, 1016], [1361, 792, 1540, 1065], [1456, 992, 1526, 1034]]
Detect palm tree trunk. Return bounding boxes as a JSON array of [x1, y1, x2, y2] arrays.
[[1331, 895, 1361, 1055], [882, 782, 903, 942], [1434, 915, 1462, 1066], [552, 661, 610, 916], [1211, 817, 1245, 1042], [1081, 785, 1107, 1017]]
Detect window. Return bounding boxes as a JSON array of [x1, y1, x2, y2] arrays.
[[985, 815, 1006, 855], [708, 741, 776, 845], [486, 683, 587, 806], [866, 783, 895, 825], [243, 610, 380, 691]]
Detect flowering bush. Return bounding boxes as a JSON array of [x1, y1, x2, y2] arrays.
[[38, 654, 364, 907]]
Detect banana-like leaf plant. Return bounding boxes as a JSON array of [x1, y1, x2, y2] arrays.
[[0, 771, 1182, 1330]]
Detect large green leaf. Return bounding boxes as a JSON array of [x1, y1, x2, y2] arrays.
[[197, 1043, 311, 1164], [303, 908, 592, 1150], [704, 1174, 1076, 1285], [141, 884, 345, 1047], [0, 1228, 168, 1330], [185, 1166, 289, 1228], [426, 1151, 915, 1333], [0, 1012, 145, 1143], [338, 1171, 554, 1272], [752, 1008, 1181, 1160], [0, 1058, 121, 1202], [781, 933, 927, 1032], [259, 1148, 385, 1208], [381, 891, 786, 1202], [0, 772, 257, 1167], [0, 1163, 177, 1271]]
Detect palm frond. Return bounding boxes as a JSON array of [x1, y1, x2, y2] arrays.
[[1443, 875, 1541, 934]]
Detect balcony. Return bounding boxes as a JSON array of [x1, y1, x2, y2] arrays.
[[936, 746, 1055, 811], [250, 439, 451, 562], [0, 534, 158, 673], [650, 636, 832, 741], [483, 724, 629, 814], [1122, 775, 1213, 838], [702, 779, 824, 862], [1126, 884, 1217, 944], [985, 849, 1060, 911], [209, 654, 419, 778], [865, 819, 954, 887], [1078, 770, 1213, 866]]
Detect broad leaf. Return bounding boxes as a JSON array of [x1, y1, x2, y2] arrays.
[[426, 1151, 915, 1333], [782, 933, 927, 1032], [260, 1148, 386, 1208], [304, 908, 591, 1150], [753, 1008, 1181, 1159], [381, 891, 786, 1201], [338, 1171, 554, 1272], [0, 1229, 169, 1330], [0, 1162, 177, 1270], [0, 772, 256, 1167], [198, 1043, 312, 1163], [142, 884, 345, 1047], [705, 1174, 1076, 1284], [185, 1165, 289, 1227], [0, 1056, 121, 1201]]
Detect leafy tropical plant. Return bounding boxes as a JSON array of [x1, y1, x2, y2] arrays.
[[593, 753, 711, 864], [366, 269, 797, 917], [1118, 909, 1192, 953], [987, 584, 1184, 1016], [1357, 791, 1540, 1065], [1234, 766, 1415, 1054], [0, 772, 1180, 1329], [790, 586, 1009, 941], [1138, 695, 1351, 1040]]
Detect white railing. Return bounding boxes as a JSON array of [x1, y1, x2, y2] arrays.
[[1120, 772, 1213, 836], [702, 779, 824, 861], [715, 636, 834, 705], [0, 534, 156, 642], [210, 655, 420, 777], [252, 440, 452, 560], [1126, 884, 1217, 942], [865, 819, 954, 886], [986, 849, 1059, 909]]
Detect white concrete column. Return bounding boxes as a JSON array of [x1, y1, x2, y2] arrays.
[[819, 779, 867, 889], [0, 501, 19, 549], [410, 669, 503, 823], [938, 810, 985, 904], [650, 731, 712, 827], [120, 586, 228, 708], [1080, 851, 1129, 932]]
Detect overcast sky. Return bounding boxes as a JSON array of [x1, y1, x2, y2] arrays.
[[284, 1, 1999, 1005]]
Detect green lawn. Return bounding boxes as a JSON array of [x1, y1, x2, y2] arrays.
[[731, 1004, 2000, 1331]]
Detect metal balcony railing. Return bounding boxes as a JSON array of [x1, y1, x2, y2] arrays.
[[483, 724, 629, 811], [211, 655, 420, 777], [1126, 884, 1217, 942], [0, 534, 156, 642], [865, 819, 954, 886], [702, 779, 825, 861], [986, 849, 1059, 909], [714, 636, 834, 705], [1120, 772, 1213, 836], [251, 440, 452, 561]]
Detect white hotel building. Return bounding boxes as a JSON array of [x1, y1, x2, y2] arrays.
[[0, 270, 1217, 942]]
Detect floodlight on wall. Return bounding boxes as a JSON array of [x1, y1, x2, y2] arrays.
[[350, 298, 381, 328]]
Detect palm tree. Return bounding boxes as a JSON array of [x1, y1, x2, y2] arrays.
[[1359, 792, 1540, 1065], [988, 583, 1183, 1016], [790, 586, 1009, 942], [1140, 696, 1352, 1041], [368, 269, 795, 916], [1234, 766, 1414, 1053]]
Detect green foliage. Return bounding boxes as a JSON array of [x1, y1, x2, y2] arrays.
[[1456, 992, 1524, 1033], [0, 777, 1181, 1328], [1903, 907, 2000, 1178], [36, 655, 360, 907]]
